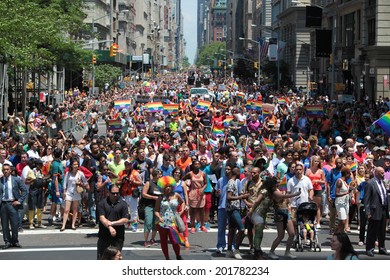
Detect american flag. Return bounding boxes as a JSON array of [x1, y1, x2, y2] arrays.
[[259, 38, 269, 59]]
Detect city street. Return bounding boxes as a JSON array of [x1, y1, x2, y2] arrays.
[[0, 215, 389, 260]]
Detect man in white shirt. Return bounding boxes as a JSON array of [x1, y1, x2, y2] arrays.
[[287, 162, 314, 221]]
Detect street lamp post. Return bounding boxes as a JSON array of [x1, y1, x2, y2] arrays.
[[240, 37, 261, 87]]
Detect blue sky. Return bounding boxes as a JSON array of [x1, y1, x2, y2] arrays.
[[182, 0, 197, 65]]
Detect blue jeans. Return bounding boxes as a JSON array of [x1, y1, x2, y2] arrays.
[[216, 208, 228, 249]]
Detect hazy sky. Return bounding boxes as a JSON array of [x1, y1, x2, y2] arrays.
[[182, 0, 197, 65]]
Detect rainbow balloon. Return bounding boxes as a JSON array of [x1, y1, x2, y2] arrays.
[[157, 176, 177, 191]]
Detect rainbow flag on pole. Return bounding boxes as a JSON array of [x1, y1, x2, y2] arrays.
[[232, 82, 239, 90], [253, 101, 262, 111], [146, 102, 164, 112], [196, 100, 211, 111], [374, 111, 390, 136], [236, 92, 245, 100], [108, 119, 122, 131], [263, 137, 275, 153], [163, 103, 179, 116], [278, 97, 286, 105], [114, 99, 131, 109], [279, 175, 287, 192], [208, 139, 219, 150], [349, 162, 357, 172]]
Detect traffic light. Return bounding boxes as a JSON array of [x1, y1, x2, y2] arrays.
[[92, 54, 97, 64], [254, 62, 258, 69], [109, 43, 118, 57]]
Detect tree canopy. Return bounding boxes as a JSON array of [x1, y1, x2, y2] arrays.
[[0, 0, 90, 70], [195, 42, 226, 68]]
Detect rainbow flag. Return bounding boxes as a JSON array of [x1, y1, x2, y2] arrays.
[[108, 119, 122, 131], [212, 127, 224, 137], [263, 137, 274, 153], [218, 103, 227, 110], [236, 92, 245, 100], [223, 116, 233, 127], [208, 139, 219, 150], [114, 99, 131, 109], [279, 175, 287, 192], [146, 102, 164, 112], [304, 105, 324, 120], [245, 100, 255, 110], [262, 110, 270, 119], [169, 225, 185, 245], [253, 101, 262, 111], [163, 103, 178, 116], [278, 97, 286, 105], [375, 111, 390, 136], [196, 100, 211, 111], [349, 162, 357, 172], [232, 82, 239, 90]]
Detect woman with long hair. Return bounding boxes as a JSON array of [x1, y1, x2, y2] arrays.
[[334, 167, 353, 233], [60, 157, 88, 231], [154, 176, 185, 260], [305, 155, 326, 229], [172, 167, 190, 247], [327, 232, 359, 260]]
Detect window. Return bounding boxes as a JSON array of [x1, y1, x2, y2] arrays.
[[367, 19, 376, 45]]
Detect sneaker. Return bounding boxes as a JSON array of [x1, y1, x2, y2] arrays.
[[284, 252, 297, 259], [226, 250, 234, 258], [205, 222, 211, 230], [144, 241, 151, 248], [36, 223, 47, 229], [249, 248, 255, 255], [268, 251, 279, 260], [305, 240, 310, 246], [18, 227, 24, 233], [233, 249, 242, 260], [358, 241, 364, 246], [190, 227, 196, 234], [200, 226, 208, 232], [48, 218, 53, 226], [29, 224, 35, 230], [316, 223, 321, 229], [131, 223, 138, 232], [216, 247, 223, 254], [325, 214, 330, 219]]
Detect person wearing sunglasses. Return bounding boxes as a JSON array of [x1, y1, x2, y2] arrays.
[[97, 184, 129, 260]]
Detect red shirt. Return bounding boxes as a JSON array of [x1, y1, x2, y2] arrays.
[[16, 162, 27, 177], [353, 152, 367, 165]]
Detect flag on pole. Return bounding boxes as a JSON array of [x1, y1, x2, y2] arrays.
[[232, 82, 239, 90], [260, 38, 269, 59], [279, 175, 287, 192], [374, 111, 390, 136], [212, 127, 224, 137], [223, 116, 234, 127], [263, 137, 275, 153], [163, 103, 179, 116], [304, 104, 324, 120], [208, 139, 219, 150], [349, 162, 357, 172]]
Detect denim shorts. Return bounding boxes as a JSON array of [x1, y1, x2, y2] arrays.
[[274, 208, 291, 223], [227, 209, 245, 231]]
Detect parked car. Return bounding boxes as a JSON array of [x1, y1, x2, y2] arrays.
[[189, 87, 215, 102]]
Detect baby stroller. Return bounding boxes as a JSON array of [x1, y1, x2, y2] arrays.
[[295, 202, 321, 252]]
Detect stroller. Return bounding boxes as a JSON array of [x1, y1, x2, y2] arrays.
[[295, 202, 321, 252]]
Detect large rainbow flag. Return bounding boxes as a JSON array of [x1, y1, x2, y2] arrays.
[[196, 100, 211, 111], [263, 137, 275, 153], [114, 99, 131, 109], [108, 119, 122, 131], [375, 111, 390, 136], [163, 103, 179, 116], [146, 102, 164, 112]]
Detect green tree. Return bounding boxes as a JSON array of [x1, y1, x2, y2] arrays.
[[0, 0, 90, 70], [94, 64, 122, 89], [182, 56, 190, 69], [195, 42, 226, 68]]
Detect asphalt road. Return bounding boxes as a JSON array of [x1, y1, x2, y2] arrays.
[[1, 214, 389, 260]]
